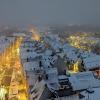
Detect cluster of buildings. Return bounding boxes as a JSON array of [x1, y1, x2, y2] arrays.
[[20, 32, 100, 100], [1, 31, 100, 100], [67, 33, 100, 53]]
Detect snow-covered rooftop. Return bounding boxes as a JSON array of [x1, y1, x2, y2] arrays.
[[69, 71, 100, 91], [82, 53, 100, 70], [23, 61, 39, 71]]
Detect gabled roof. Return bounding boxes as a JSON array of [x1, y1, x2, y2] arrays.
[[69, 71, 100, 91]]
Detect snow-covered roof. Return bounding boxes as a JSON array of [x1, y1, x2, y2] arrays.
[[83, 53, 100, 70], [45, 50, 52, 56], [23, 61, 39, 71], [63, 44, 78, 61], [58, 75, 68, 80], [42, 54, 57, 69], [46, 67, 58, 74], [69, 71, 100, 91], [46, 68, 59, 90], [21, 51, 38, 59]]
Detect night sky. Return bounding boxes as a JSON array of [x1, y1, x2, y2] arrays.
[[0, 0, 100, 27]]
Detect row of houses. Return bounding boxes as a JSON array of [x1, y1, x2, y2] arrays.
[[43, 33, 100, 100], [20, 32, 100, 100]]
